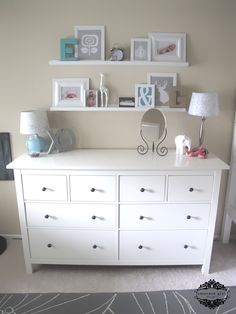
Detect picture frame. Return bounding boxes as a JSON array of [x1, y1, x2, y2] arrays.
[[119, 97, 135, 108], [74, 25, 105, 60], [135, 84, 155, 108], [86, 90, 98, 107], [130, 38, 151, 61], [60, 38, 79, 61], [53, 78, 89, 107], [148, 32, 186, 62], [147, 72, 177, 106]]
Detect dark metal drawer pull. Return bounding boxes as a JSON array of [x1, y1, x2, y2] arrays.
[[140, 188, 145, 192], [47, 243, 52, 248], [189, 187, 194, 192], [186, 215, 191, 220], [90, 188, 96, 192], [138, 245, 143, 249], [44, 214, 50, 219], [92, 244, 97, 249], [139, 216, 144, 220], [92, 215, 96, 220], [42, 187, 47, 192], [184, 244, 188, 249]]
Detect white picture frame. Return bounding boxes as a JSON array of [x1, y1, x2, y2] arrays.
[[148, 32, 186, 62], [147, 72, 177, 106], [74, 25, 105, 61], [53, 78, 89, 107], [135, 84, 155, 108], [130, 38, 151, 61]]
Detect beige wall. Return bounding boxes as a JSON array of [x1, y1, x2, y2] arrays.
[[0, 0, 235, 235]]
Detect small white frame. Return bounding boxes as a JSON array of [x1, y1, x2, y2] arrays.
[[135, 84, 155, 108], [148, 32, 186, 62], [74, 25, 105, 61], [147, 72, 177, 106], [130, 38, 151, 61], [52, 78, 89, 107], [86, 89, 98, 107]]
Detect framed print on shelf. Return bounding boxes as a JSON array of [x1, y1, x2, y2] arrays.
[[53, 78, 89, 108], [74, 25, 105, 60], [147, 72, 177, 106], [86, 90, 98, 107], [130, 38, 151, 61], [119, 97, 135, 108], [60, 38, 79, 61], [148, 32, 186, 62], [135, 84, 155, 108]]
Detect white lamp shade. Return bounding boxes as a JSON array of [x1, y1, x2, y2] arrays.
[[20, 111, 49, 135], [188, 92, 219, 117]]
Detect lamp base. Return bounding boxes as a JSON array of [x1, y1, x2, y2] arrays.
[[26, 134, 46, 157]]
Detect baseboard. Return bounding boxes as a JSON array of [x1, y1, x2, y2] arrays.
[[0, 234, 22, 240]]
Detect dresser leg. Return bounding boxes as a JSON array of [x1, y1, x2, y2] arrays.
[[25, 262, 34, 274], [201, 263, 209, 275]]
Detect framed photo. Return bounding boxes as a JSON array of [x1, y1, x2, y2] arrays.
[[130, 38, 151, 61], [86, 90, 98, 107], [60, 38, 79, 61], [135, 84, 155, 108], [53, 78, 89, 107], [74, 25, 105, 60], [119, 97, 135, 108], [148, 32, 186, 62], [147, 72, 177, 106]]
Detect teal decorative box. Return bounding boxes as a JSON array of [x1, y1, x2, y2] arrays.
[[60, 38, 79, 61]]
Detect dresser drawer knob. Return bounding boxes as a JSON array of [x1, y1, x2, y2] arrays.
[[90, 188, 96, 192], [47, 243, 52, 248], [138, 245, 143, 249], [44, 214, 50, 219], [189, 187, 194, 192], [91, 215, 97, 220], [92, 244, 97, 249], [42, 187, 47, 192], [186, 215, 191, 220], [184, 244, 188, 249], [139, 216, 144, 220], [140, 188, 145, 192]]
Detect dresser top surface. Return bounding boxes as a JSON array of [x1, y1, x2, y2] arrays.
[[7, 149, 229, 171]]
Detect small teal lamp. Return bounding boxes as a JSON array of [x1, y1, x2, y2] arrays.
[[20, 110, 49, 157]]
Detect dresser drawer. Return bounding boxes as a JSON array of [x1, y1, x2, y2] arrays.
[[120, 204, 210, 230], [120, 230, 207, 262], [120, 176, 165, 202], [26, 203, 116, 229], [70, 175, 116, 202], [168, 175, 214, 202], [22, 175, 67, 201], [29, 229, 117, 259]]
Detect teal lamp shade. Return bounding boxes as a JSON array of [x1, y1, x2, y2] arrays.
[[20, 111, 49, 157]]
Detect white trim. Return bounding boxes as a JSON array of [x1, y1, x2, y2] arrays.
[[0, 234, 22, 239]]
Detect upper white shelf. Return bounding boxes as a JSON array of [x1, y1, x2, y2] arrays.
[[50, 106, 186, 112], [49, 60, 189, 67]]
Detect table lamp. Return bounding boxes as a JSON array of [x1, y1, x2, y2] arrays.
[[188, 92, 219, 147], [20, 110, 49, 157]]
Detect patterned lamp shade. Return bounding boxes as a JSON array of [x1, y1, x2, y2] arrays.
[[20, 111, 49, 135], [188, 92, 219, 117]]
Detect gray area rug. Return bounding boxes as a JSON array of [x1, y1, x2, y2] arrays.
[[0, 285, 235, 313]]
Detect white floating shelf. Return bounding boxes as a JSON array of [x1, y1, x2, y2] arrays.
[[49, 60, 189, 67], [50, 106, 186, 112]]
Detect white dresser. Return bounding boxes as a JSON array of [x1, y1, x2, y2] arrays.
[[7, 149, 229, 274]]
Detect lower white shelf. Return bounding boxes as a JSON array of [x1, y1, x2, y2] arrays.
[[50, 106, 186, 112]]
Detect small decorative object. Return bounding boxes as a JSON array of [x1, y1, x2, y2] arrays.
[[86, 90, 98, 107], [169, 89, 187, 108], [119, 97, 135, 108], [186, 146, 208, 159], [135, 84, 155, 108], [74, 25, 105, 60], [188, 92, 219, 147], [47, 128, 76, 153], [60, 38, 79, 61], [130, 38, 151, 61], [109, 44, 124, 61], [148, 32, 186, 62], [147, 72, 177, 106], [99, 73, 109, 107], [0, 133, 14, 180], [53, 78, 89, 108], [20, 111, 50, 157], [175, 135, 191, 155]]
